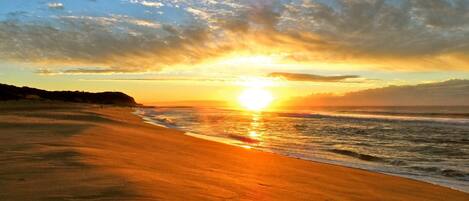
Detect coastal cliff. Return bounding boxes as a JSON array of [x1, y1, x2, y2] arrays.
[[0, 83, 137, 106]]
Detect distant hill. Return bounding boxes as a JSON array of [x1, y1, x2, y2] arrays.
[[288, 79, 469, 106], [0, 83, 137, 106]]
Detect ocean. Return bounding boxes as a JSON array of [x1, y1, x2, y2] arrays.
[[135, 106, 469, 192]]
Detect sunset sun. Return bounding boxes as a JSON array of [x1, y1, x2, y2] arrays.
[[238, 88, 273, 111]]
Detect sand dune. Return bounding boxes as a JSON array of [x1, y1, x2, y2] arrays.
[[0, 101, 467, 200]]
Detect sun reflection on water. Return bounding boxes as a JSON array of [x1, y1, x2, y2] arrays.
[[249, 131, 259, 137], [245, 112, 265, 147], [241, 145, 252, 149]]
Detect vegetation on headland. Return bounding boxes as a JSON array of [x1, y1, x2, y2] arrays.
[[0, 83, 137, 106]]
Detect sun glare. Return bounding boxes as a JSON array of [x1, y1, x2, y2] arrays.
[[238, 88, 273, 111], [218, 55, 277, 66]]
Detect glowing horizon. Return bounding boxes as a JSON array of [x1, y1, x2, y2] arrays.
[[239, 88, 274, 111], [1, 0, 469, 104]]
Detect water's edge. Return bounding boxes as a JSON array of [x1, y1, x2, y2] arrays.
[[132, 108, 468, 193]]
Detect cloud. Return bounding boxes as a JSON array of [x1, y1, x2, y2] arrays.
[[47, 2, 64, 9], [65, 67, 143, 74], [269, 72, 360, 82], [130, 0, 164, 8], [58, 15, 161, 29], [0, 17, 219, 72], [1, 0, 469, 73], [36, 67, 143, 75], [126, 18, 161, 29], [80, 77, 233, 82], [290, 79, 469, 106], [35, 69, 56, 75], [186, 7, 211, 21]]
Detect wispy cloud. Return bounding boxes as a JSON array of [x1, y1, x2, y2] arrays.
[[37, 67, 147, 75], [269, 72, 360, 82], [47, 2, 64, 9], [186, 7, 211, 21], [291, 79, 469, 106], [130, 0, 164, 8], [58, 15, 161, 29], [0, 18, 214, 72], [79, 77, 234, 82]]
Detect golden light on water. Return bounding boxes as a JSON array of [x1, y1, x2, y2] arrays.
[[249, 131, 259, 137]]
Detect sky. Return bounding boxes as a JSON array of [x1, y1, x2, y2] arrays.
[[1, 0, 469, 104]]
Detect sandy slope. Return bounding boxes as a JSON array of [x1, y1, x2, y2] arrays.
[[0, 101, 467, 201]]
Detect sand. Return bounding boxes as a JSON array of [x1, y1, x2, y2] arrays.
[[0, 101, 468, 201]]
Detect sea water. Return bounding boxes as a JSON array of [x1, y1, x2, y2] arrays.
[[135, 106, 469, 192]]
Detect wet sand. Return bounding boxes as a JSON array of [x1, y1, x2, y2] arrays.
[[0, 101, 468, 200]]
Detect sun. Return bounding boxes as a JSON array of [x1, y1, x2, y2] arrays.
[[238, 88, 273, 111]]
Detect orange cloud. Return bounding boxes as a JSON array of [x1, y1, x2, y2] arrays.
[[269, 72, 359, 82], [0, 0, 468, 74]]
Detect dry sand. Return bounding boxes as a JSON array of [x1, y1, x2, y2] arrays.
[[0, 101, 468, 201]]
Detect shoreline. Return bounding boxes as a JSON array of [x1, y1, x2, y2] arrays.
[[184, 131, 468, 194], [184, 130, 469, 194], [1, 101, 468, 200], [134, 107, 469, 193]]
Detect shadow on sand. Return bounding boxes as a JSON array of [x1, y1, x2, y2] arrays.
[[0, 102, 137, 201]]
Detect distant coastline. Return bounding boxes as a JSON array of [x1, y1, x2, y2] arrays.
[[0, 83, 137, 106]]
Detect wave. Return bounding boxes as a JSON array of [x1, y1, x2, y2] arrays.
[[327, 149, 385, 162], [277, 111, 469, 125], [339, 110, 469, 118], [328, 148, 469, 181], [327, 149, 407, 166], [408, 138, 469, 145], [409, 166, 469, 180], [228, 134, 259, 144], [151, 116, 177, 127], [133, 109, 177, 128]]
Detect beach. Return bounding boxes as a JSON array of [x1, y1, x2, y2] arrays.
[[0, 101, 468, 201], [136, 106, 469, 191]]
